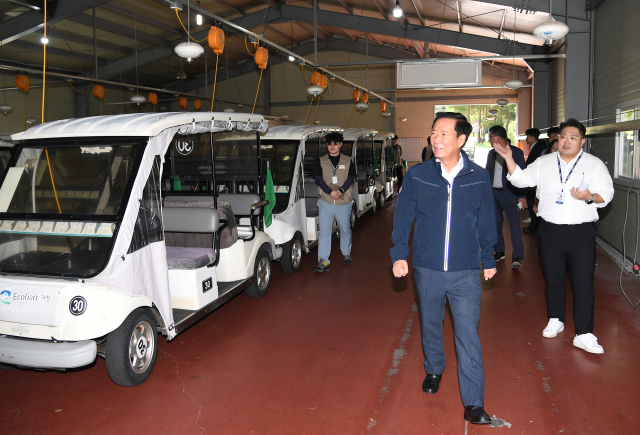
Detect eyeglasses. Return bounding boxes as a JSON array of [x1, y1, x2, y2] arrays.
[[559, 134, 582, 142], [327, 143, 341, 146]]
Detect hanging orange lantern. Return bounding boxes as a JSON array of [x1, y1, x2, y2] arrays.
[[380, 101, 386, 112], [208, 26, 225, 54], [16, 73, 29, 92], [194, 98, 202, 111], [353, 89, 360, 103], [148, 92, 158, 106], [179, 97, 188, 110], [310, 71, 321, 86], [254, 46, 268, 70], [93, 84, 105, 100], [361, 93, 369, 105], [319, 74, 328, 89]]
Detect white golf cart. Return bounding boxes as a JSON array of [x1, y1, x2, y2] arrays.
[[343, 128, 380, 218], [373, 131, 397, 205], [0, 134, 15, 175], [260, 125, 343, 272], [0, 112, 275, 386]]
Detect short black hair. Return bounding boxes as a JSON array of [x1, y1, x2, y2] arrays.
[[325, 132, 343, 144], [559, 118, 586, 138], [432, 112, 473, 145], [506, 138, 512, 145], [488, 125, 508, 139], [548, 126, 560, 135], [525, 128, 540, 139], [427, 136, 431, 145]]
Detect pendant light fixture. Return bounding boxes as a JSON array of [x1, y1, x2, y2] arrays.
[[496, 99, 509, 107], [393, 0, 403, 18], [175, 0, 204, 61], [532, 0, 569, 46], [489, 109, 498, 115], [504, 7, 523, 91]]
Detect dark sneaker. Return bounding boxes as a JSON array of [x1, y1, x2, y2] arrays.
[[313, 260, 330, 273], [511, 258, 522, 268], [343, 255, 353, 265], [494, 252, 505, 261]]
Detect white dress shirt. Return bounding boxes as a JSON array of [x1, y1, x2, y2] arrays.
[[437, 153, 464, 185], [507, 150, 614, 224]]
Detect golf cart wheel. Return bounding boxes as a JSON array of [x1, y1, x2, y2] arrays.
[[368, 195, 377, 216], [281, 232, 303, 274], [376, 191, 385, 210], [246, 244, 272, 298], [105, 308, 158, 387]]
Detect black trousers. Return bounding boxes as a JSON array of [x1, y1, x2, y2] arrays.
[[395, 166, 404, 190], [526, 188, 539, 229], [538, 219, 597, 335]]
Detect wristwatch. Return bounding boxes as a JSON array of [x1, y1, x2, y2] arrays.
[[339, 187, 345, 194], [586, 193, 595, 205]]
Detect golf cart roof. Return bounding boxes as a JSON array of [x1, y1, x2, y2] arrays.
[[11, 112, 266, 141], [261, 125, 342, 141], [343, 128, 378, 142], [374, 131, 396, 141]]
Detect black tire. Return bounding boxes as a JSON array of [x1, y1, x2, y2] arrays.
[[376, 190, 385, 210], [245, 245, 272, 298], [281, 232, 303, 274], [105, 308, 158, 387], [0, 363, 16, 371]]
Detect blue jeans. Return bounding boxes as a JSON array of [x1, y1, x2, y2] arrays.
[[317, 199, 352, 263], [413, 266, 485, 407]]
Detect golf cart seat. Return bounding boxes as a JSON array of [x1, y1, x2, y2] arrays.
[[218, 193, 262, 239], [304, 179, 319, 217], [164, 197, 238, 249], [162, 207, 220, 270], [357, 169, 369, 194]]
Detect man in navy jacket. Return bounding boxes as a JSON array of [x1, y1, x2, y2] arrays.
[[391, 112, 497, 425], [486, 125, 527, 268]]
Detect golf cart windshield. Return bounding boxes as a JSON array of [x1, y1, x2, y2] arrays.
[[0, 141, 142, 277], [214, 131, 261, 194], [261, 140, 300, 214]]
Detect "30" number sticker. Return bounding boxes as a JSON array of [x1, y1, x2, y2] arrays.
[[69, 296, 87, 316]]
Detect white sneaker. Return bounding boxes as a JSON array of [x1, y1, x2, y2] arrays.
[[542, 318, 564, 338], [573, 333, 604, 354], [523, 217, 531, 224]]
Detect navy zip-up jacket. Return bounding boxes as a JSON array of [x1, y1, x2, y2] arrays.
[[390, 152, 497, 272]]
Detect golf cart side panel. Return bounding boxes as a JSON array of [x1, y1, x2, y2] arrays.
[[215, 231, 274, 282]]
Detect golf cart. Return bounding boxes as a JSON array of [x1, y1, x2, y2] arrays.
[[0, 112, 275, 386], [373, 131, 396, 205], [260, 125, 343, 272], [0, 134, 15, 175], [343, 128, 380, 218]]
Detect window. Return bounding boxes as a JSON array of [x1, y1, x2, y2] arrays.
[[615, 102, 640, 180]]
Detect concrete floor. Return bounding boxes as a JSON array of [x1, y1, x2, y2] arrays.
[[2, 198, 640, 434]]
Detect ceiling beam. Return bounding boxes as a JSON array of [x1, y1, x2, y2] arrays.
[[456, 1, 462, 33], [9, 39, 109, 65], [410, 40, 426, 58], [211, 0, 246, 16], [100, 3, 182, 35], [297, 22, 329, 42], [45, 27, 133, 55], [370, 0, 387, 19], [409, 0, 426, 26], [336, 0, 353, 14], [68, 14, 170, 48], [342, 29, 358, 41], [0, 0, 111, 46], [276, 5, 543, 56], [498, 9, 506, 39]]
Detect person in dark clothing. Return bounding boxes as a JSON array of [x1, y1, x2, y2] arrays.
[[523, 127, 544, 233], [421, 136, 434, 162], [391, 112, 497, 426], [392, 135, 404, 193], [312, 132, 356, 272], [487, 125, 527, 268], [547, 126, 560, 143]]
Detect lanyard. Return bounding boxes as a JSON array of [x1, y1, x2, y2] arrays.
[[557, 151, 583, 191]]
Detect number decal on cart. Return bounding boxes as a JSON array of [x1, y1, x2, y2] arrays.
[[69, 296, 87, 316], [202, 277, 213, 293]]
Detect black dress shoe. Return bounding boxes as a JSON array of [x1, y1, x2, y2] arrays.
[[522, 226, 537, 234], [494, 252, 505, 261], [421, 374, 442, 394], [464, 406, 492, 425]]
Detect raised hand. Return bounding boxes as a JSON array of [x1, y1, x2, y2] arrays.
[[492, 141, 512, 159]]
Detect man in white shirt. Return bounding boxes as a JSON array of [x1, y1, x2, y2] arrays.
[[493, 118, 614, 354]]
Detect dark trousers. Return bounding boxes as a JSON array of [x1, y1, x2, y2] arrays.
[[395, 166, 404, 190], [493, 188, 525, 260], [538, 220, 597, 335], [414, 266, 484, 407], [526, 188, 539, 229]]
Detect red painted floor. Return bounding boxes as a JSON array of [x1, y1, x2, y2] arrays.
[[2, 198, 640, 434]]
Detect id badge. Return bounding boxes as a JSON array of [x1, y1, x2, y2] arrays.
[[332, 176, 338, 184], [556, 190, 564, 204]]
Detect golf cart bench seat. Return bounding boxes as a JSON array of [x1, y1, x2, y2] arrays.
[[164, 197, 238, 249], [162, 207, 220, 270], [304, 179, 319, 217]]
